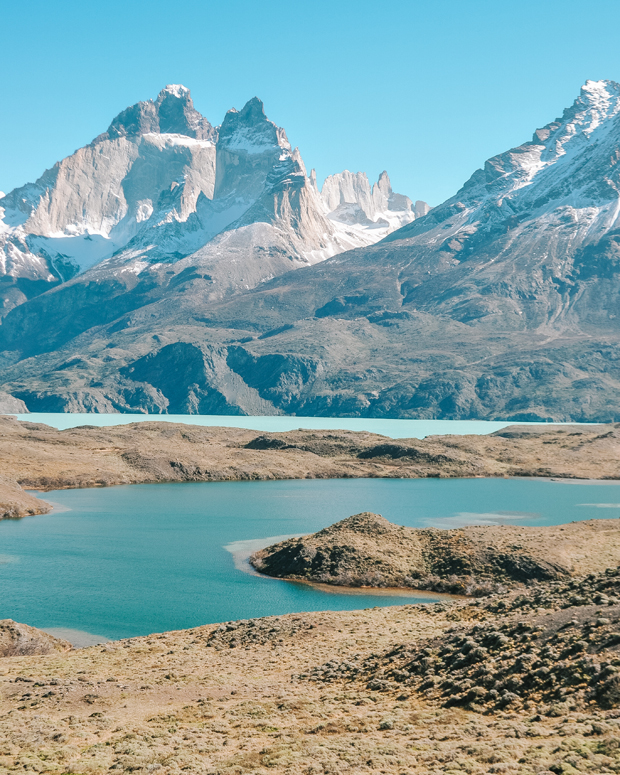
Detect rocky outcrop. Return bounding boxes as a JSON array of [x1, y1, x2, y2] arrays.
[[302, 566, 620, 716], [0, 620, 71, 657], [251, 512, 620, 594], [320, 170, 419, 228], [0, 392, 27, 413], [313, 169, 425, 254], [0, 474, 51, 520], [101, 83, 217, 141]]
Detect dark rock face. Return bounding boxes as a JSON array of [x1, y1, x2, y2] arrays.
[[103, 84, 217, 141], [225, 348, 323, 411], [214, 97, 285, 201], [493, 553, 568, 584], [244, 436, 291, 450], [357, 444, 450, 463], [120, 342, 277, 416]]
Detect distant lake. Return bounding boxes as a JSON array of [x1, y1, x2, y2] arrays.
[[14, 413, 595, 438], [1, 477, 619, 642]]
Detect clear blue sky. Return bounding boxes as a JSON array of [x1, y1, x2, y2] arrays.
[[2, 0, 620, 206]]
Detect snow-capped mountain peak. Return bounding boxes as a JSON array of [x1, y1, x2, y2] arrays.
[[102, 83, 216, 142], [6, 80, 620, 420], [482, 79, 620, 201], [158, 83, 190, 99], [218, 97, 290, 155], [571, 79, 620, 137], [388, 78, 620, 257], [0, 87, 424, 318], [317, 169, 423, 248]]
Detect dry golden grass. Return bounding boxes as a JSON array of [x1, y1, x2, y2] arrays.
[[2, 600, 620, 774]]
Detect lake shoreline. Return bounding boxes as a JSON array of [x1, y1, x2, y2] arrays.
[[4, 475, 620, 641], [285, 577, 466, 600], [2, 416, 620, 519], [225, 531, 465, 601], [13, 412, 595, 436]]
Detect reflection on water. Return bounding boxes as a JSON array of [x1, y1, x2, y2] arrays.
[[432, 511, 540, 527], [288, 579, 463, 600]]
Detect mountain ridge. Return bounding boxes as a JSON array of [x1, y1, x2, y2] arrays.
[[4, 80, 620, 418], [0, 85, 421, 320]]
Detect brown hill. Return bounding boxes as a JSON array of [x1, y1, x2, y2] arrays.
[[0, 620, 71, 658], [3, 416, 620, 519], [251, 512, 620, 594]]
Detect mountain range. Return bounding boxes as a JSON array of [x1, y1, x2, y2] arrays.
[[0, 85, 423, 319], [2, 80, 620, 420]]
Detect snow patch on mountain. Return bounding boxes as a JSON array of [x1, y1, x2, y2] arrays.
[[315, 169, 426, 249], [161, 84, 190, 99], [388, 79, 620, 256]]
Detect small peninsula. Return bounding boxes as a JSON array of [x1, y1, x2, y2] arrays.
[[251, 512, 620, 594]]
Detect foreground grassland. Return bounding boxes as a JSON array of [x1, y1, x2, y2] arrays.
[[4, 570, 620, 774]]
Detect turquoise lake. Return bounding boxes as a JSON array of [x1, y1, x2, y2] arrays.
[[1, 477, 620, 643]]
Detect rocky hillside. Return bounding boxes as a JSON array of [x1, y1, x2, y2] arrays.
[[0, 620, 71, 658], [303, 567, 620, 717], [251, 512, 620, 594]]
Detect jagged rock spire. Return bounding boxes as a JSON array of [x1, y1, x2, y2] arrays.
[[103, 84, 216, 141]]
